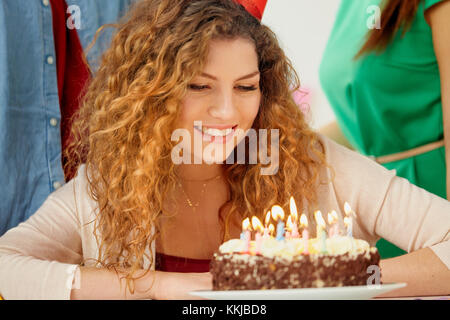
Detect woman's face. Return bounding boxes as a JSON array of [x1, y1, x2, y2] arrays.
[[176, 37, 261, 164]]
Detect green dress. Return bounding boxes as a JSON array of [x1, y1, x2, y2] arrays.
[[319, 0, 446, 258]]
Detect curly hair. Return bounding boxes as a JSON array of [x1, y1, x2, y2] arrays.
[[64, 0, 328, 294]]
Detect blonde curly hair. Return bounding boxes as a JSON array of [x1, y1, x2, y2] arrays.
[[64, 0, 327, 293]]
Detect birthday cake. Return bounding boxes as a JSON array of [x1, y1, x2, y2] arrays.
[[210, 235, 381, 290]]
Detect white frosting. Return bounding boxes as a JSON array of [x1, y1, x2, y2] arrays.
[[311, 237, 370, 254], [259, 238, 304, 259], [219, 236, 374, 258], [218, 239, 247, 253]]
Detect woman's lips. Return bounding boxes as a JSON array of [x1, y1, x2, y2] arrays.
[[194, 125, 238, 144]]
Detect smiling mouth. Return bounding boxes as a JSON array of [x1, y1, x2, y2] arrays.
[[194, 124, 238, 143]]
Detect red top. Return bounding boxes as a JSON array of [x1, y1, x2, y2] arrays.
[[50, 0, 91, 181], [155, 252, 211, 273]]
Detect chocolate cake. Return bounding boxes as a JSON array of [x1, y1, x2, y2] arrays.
[[210, 237, 381, 290]]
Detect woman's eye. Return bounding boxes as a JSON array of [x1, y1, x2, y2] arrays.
[[188, 84, 258, 91], [188, 84, 209, 91], [237, 85, 258, 91]]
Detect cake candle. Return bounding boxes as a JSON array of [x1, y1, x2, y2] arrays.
[[276, 221, 285, 241], [263, 211, 271, 238], [271, 205, 285, 241], [252, 216, 264, 255], [268, 224, 275, 238], [344, 202, 354, 238], [314, 210, 327, 254], [343, 216, 352, 237], [286, 215, 293, 239], [300, 213, 309, 254], [289, 196, 300, 238], [241, 217, 251, 253], [327, 210, 339, 238], [254, 232, 262, 254]]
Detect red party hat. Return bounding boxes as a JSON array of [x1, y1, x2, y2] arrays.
[[234, 0, 268, 20]]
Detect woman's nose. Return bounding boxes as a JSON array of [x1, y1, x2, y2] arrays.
[[208, 89, 236, 120]]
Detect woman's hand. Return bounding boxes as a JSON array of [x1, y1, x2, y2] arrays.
[[378, 248, 450, 297], [153, 272, 213, 300]]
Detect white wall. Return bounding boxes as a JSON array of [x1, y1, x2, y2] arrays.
[[262, 0, 341, 129]]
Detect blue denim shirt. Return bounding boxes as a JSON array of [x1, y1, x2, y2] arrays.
[[0, 0, 133, 235]]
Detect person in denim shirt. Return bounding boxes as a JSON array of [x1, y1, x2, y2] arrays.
[[0, 0, 133, 236]]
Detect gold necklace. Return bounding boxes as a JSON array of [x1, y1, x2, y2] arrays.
[[177, 174, 222, 212]]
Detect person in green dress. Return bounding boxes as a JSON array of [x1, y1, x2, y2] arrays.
[[319, 0, 450, 259]]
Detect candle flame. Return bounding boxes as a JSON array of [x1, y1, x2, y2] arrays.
[[251, 216, 264, 233], [328, 210, 338, 224], [242, 217, 251, 231], [344, 202, 352, 216], [265, 211, 271, 226], [286, 215, 294, 231], [289, 196, 298, 221], [271, 205, 285, 221], [300, 213, 308, 227], [314, 210, 326, 228], [268, 224, 275, 236], [343, 216, 351, 227]]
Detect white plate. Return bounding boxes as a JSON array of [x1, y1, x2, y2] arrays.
[[189, 283, 407, 300]]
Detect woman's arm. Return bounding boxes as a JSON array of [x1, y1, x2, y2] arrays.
[[320, 137, 450, 297], [0, 192, 83, 299], [378, 247, 450, 297], [426, 0, 450, 199], [0, 171, 212, 299], [70, 267, 212, 300]]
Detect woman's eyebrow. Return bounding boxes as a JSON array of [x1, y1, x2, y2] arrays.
[[199, 71, 260, 81]]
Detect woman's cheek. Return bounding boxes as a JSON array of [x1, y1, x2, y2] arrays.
[[247, 96, 261, 124], [179, 98, 202, 125]]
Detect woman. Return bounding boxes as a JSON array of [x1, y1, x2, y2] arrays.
[[0, 0, 449, 300], [319, 0, 450, 258]]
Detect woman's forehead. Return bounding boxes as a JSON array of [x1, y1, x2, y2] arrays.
[[203, 38, 258, 67]]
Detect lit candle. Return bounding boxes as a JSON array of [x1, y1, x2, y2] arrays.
[[314, 210, 327, 253], [271, 205, 285, 241], [252, 216, 264, 255], [285, 230, 291, 239], [263, 211, 271, 238], [241, 217, 251, 253], [289, 196, 300, 238], [286, 215, 293, 239], [343, 216, 352, 238], [268, 223, 275, 237], [300, 213, 309, 254], [327, 210, 339, 238], [343, 202, 354, 238]]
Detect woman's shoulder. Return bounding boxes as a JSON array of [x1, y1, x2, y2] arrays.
[[50, 164, 98, 222]]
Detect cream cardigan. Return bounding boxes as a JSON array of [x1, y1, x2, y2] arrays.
[[0, 136, 449, 299]]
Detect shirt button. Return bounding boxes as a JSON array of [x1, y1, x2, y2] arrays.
[[42, 0, 50, 7], [53, 181, 62, 190], [46, 55, 54, 65], [50, 118, 58, 127]]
